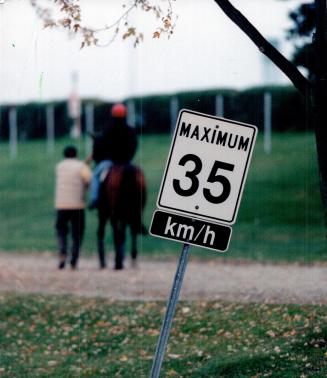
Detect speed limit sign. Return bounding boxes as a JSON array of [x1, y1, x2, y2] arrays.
[[157, 109, 257, 225]]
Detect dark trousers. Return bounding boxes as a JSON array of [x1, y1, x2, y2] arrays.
[[55, 209, 85, 267]]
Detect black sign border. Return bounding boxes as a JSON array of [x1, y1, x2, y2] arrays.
[[150, 210, 233, 253], [157, 109, 257, 225]]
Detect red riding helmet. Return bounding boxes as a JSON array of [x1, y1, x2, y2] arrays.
[[111, 103, 127, 118]]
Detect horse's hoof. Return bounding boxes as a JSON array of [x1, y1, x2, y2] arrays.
[[58, 261, 65, 270], [114, 265, 124, 270]]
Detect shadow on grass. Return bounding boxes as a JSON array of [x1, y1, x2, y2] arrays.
[[190, 326, 327, 378], [189, 353, 305, 378]]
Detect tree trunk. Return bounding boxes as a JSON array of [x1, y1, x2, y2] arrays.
[[213, 0, 327, 229], [314, 0, 327, 228], [213, 0, 309, 96]]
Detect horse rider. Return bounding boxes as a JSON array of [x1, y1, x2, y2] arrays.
[[88, 103, 138, 209], [55, 145, 91, 269]]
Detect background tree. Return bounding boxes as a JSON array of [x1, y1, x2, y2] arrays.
[[31, 0, 327, 230], [288, 2, 316, 80]]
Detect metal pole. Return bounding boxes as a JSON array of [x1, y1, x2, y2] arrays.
[[264, 92, 272, 154], [46, 104, 55, 156], [215, 94, 224, 117], [150, 243, 190, 378], [85, 103, 94, 156], [9, 107, 17, 159]]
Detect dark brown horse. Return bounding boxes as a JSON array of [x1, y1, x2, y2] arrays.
[[97, 163, 147, 269]]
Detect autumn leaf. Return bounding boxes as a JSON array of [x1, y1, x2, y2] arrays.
[[123, 27, 136, 40], [267, 330, 276, 338], [182, 306, 190, 314], [167, 353, 181, 359], [59, 18, 71, 28], [163, 18, 171, 29], [146, 328, 160, 336], [274, 346, 281, 353], [44, 20, 57, 28]]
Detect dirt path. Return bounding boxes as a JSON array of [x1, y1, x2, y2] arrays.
[[0, 252, 326, 304]]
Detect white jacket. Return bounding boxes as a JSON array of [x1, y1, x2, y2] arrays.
[[55, 158, 91, 209]]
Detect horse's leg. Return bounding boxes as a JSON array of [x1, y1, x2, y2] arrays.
[[112, 220, 126, 270], [97, 213, 107, 269], [130, 226, 138, 268]]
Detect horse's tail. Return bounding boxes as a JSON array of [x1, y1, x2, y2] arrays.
[[103, 165, 125, 218], [134, 166, 147, 210]]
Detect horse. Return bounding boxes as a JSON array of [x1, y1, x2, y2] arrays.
[[96, 163, 147, 270]]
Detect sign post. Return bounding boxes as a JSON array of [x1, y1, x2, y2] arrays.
[[150, 243, 190, 378], [149, 109, 257, 377]]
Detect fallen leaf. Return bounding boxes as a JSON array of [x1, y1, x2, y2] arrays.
[[267, 330, 276, 338]]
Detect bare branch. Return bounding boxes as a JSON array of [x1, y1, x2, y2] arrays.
[[30, 0, 177, 48]]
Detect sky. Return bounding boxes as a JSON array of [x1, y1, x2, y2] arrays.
[[0, 0, 309, 104]]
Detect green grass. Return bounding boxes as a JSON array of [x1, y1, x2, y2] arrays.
[[0, 132, 325, 262], [0, 293, 326, 377]]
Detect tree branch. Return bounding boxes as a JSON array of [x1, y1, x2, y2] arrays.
[[213, 0, 311, 96]]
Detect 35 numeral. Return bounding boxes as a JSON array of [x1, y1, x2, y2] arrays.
[[172, 154, 234, 204]]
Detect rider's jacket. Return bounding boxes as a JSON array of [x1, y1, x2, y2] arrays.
[[93, 118, 138, 165]]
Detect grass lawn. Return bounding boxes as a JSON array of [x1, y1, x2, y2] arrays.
[[0, 293, 326, 377], [0, 132, 325, 263]]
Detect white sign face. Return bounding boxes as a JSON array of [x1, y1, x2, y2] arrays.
[[157, 109, 257, 225]]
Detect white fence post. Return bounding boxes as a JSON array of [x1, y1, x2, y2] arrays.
[[85, 103, 94, 156], [215, 94, 224, 117], [46, 104, 55, 156], [9, 107, 17, 159], [127, 100, 136, 128], [264, 92, 272, 154]]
